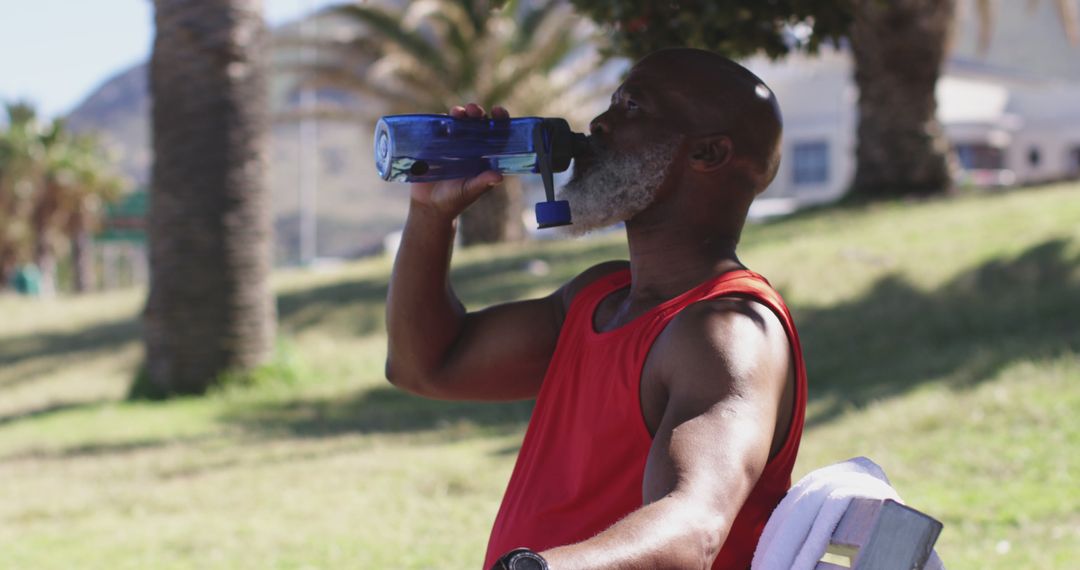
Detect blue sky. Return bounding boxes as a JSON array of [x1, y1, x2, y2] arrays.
[[0, 0, 342, 120]]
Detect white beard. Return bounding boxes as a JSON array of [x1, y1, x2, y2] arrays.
[[556, 136, 682, 236]]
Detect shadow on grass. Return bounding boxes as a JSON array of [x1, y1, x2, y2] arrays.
[[0, 434, 217, 464], [0, 319, 140, 390], [233, 238, 1079, 440], [6, 233, 1073, 447], [277, 278, 389, 336], [222, 386, 534, 438], [237, 240, 628, 440], [0, 400, 104, 427], [798, 238, 1080, 426], [275, 238, 628, 336]]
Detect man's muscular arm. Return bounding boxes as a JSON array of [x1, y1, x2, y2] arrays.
[[385, 104, 549, 401], [385, 104, 622, 402], [539, 298, 794, 569]]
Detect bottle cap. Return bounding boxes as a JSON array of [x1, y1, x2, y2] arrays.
[[374, 119, 393, 180], [535, 200, 572, 229]]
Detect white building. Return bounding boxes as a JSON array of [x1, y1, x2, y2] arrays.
[[745, 47, 1080, 213]]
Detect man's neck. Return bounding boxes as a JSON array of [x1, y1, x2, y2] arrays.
[[623, 217, 744, 304]]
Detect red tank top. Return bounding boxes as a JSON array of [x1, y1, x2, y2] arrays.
[[483, 268, 807, 569]]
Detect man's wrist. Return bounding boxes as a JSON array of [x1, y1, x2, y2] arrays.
[[408, 198, 459, 226], [491, 547, 549, 570]]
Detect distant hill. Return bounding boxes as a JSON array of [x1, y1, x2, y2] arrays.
[[66, 64, 151, 187]]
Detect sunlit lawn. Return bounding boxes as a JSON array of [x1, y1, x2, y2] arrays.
[[1, 183, 1078, 569]]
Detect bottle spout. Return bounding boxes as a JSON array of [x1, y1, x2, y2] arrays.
[[534, 131, 588, 229], [533, 119, 574, 229], [571, 132, 590, 161]]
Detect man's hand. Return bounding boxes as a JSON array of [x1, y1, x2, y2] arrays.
[[408, 103, 508, 219]]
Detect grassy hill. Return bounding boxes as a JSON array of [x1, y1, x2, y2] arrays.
[[1, 183, 1078, 569]]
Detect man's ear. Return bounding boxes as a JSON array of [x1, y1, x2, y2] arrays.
[[687, 135, 734, 173]]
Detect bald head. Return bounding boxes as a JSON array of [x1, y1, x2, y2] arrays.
[[564, 49, 785, 235], [626, 48, 783, 193]]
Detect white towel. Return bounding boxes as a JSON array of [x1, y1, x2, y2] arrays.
[[751, 457, 901, 570], [791, 471, 899, 568]]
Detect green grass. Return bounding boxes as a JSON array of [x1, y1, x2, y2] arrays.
[[2, 183, 1079, 569]]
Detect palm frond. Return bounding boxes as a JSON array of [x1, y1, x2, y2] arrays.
[[408, 1, 481, 90], [484, 6, 583, 106], [510, 1, 555, 53], [331, 4, 449, 75], [1053, 0, 1080, 44], [369, 55, 459, 110], [292, 0, 612, 125], [453, 0, 489, 36], [974, 0, 995, 54]]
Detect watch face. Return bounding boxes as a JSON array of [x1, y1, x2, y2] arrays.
[[508, 552, 546, 570]]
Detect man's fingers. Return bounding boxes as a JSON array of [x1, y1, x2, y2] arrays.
[[465, 103, 485, 118], [439, 106, 507, 210], [460, 171, 503, 204], [450, 103, 506, 120]]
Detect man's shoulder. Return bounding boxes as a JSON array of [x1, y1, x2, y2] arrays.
[[639, 290, 795, 437], [677, 294, 782, 335], [652, 294, 790, 385]]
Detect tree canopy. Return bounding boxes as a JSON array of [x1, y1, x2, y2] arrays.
[[567, 0, 853, 60]]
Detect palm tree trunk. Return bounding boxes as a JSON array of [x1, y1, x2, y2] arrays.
[[0, 248, 14, 290], [70, 215, 94, 293], [459, 177, 525, 246], [31, 181, 60, 296], [33, 240, 56, 297], [851, 0, 957, 198], [144, 0, 276, 396]]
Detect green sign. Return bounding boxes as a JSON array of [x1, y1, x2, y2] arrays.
[[97, 190, 148, 243]]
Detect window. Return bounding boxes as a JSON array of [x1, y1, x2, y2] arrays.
[[792, 141, 830, 186], [955, 143, 1006, 170], [1028, 146, 1042, 168], [286, 86, 358, 109], [321, 146, 346, 176], [1068, 146, 1080, 177]]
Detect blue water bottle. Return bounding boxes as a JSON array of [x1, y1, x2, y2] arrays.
[[374, 114, 588, 229]]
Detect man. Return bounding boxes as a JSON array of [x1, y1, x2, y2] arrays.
[[385, 48, 807, 569]]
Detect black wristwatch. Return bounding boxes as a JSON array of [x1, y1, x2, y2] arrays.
[[491, 547, 549, 570]]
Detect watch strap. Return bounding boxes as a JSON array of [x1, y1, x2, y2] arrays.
[[491, 547, 549, 570]]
